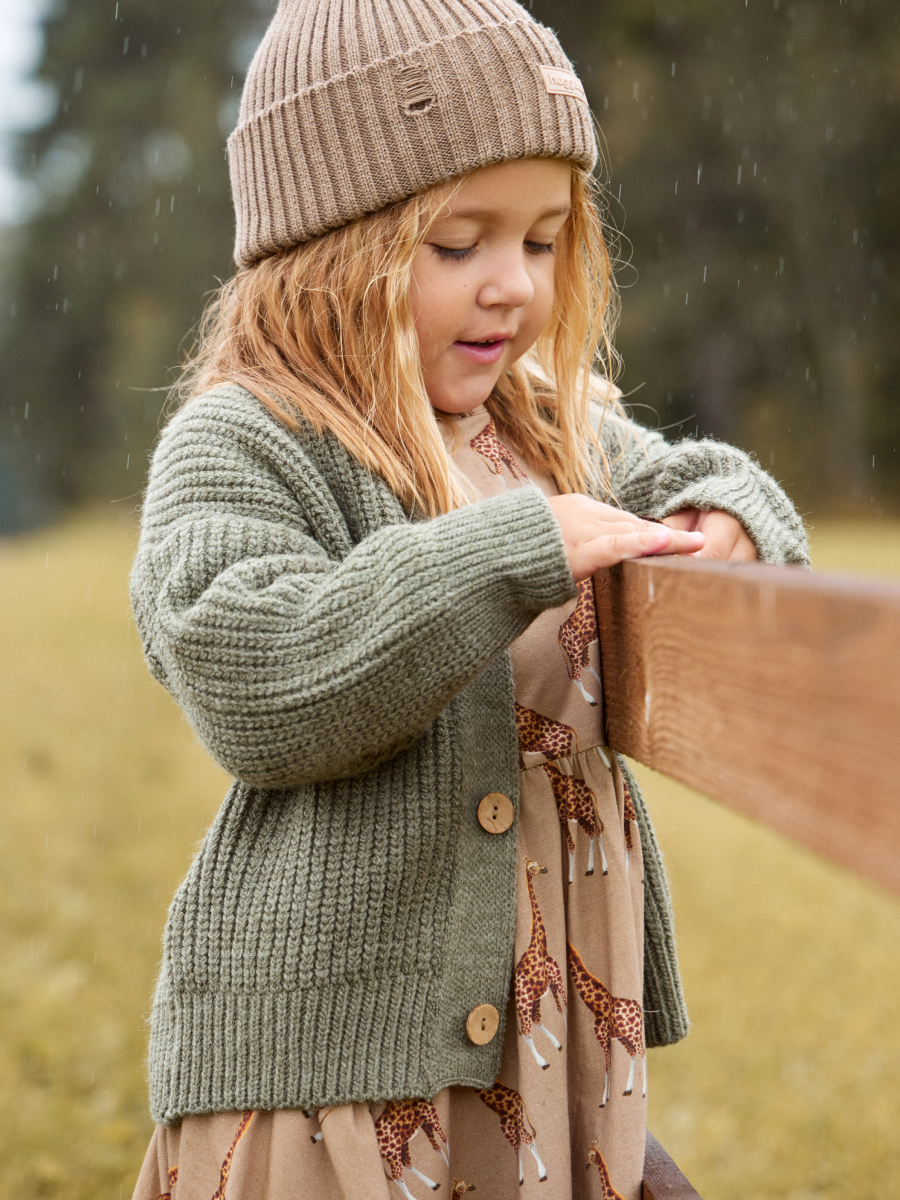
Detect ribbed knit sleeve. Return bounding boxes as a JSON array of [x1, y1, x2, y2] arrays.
[[601, 415, 810, 567], [131, 387, 576, 788]]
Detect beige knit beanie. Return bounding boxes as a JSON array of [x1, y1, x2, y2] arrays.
[[227, 0, 597, 265]]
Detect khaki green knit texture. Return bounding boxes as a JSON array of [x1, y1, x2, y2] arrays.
[[130, 387, 808, 1124]]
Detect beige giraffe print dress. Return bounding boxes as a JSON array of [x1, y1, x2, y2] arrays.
[[134, 406, 647, 1200]]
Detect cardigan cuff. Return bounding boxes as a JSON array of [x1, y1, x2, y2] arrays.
[[624, 439, 810, 566]]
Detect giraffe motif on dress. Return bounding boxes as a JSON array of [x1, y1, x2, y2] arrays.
[[542, 760, 608, 883], [515, 856, 567, 1069], [156, 1165, 178, 1200], [476, 1082, 547, 1185], [622, 776, 638, 873], [375, 1099, 449, 1199], [515, 703, 575, 766], [211, 1111, 254, 1200], [450, 1183, 475, 1197], [567, 942, 646, 1106], [586, 1141, 627, 1200], [470, 418, 530, 485], [558, 578, 602, 705]]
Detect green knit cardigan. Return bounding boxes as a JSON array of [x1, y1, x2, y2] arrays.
[[130, 386, 809, 1125]]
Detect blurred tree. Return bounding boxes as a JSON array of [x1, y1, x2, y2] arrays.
[[0, 0, 898, 530], [534, 0, 900, 514], [0, 0, 274, 531]]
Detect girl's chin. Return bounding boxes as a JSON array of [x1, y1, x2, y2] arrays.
[[429, 384, 496, 414], [426, 367, 504, 415]]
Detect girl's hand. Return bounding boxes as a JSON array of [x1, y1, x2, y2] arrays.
[[661, 508, 758, 563], [547, 495, 705, 583]]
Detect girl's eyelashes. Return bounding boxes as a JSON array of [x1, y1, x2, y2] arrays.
[[431, 239, 555, 261], [433, 244, 476, 261]]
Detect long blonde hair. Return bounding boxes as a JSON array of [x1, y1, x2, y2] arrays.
[[177, 161, 624, 516]]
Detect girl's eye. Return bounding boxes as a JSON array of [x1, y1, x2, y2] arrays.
[[525, 240, 555, 256], [433, 244, 476, 262]]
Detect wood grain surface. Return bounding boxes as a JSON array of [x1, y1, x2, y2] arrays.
[[643, 1132, 703, 1199], [594, 557, 900, 894]]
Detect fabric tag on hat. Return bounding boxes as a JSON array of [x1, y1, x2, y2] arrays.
[[539, 65, 587, 104]]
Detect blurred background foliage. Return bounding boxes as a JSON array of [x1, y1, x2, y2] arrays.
[[0, 0, 898, 532]]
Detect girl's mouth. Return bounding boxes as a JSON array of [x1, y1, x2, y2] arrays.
[[453, 337, 508, 365]]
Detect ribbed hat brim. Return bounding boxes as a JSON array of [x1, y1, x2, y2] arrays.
[[228, 16, 596, 265]]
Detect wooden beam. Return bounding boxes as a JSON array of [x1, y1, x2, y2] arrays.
[[643, 1132, 703, 1199], [594, 557, 900, 895]]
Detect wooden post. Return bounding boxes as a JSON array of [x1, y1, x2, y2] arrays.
[[643, 1133, 703, 1199], [594, 557, 900, 895]]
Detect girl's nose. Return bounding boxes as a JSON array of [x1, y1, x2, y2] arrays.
[[477, 253, 535, 310]]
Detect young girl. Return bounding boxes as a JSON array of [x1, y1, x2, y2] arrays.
[[131, 1, 808, 1197]]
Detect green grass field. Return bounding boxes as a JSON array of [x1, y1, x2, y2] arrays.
[[2, 512, 899, 1199]]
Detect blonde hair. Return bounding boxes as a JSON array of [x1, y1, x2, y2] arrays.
[[176, 162, 624, 516]]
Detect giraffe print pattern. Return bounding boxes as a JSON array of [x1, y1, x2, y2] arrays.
[[375, 1098, 449, 1199], [155, 1165, 178, 1200], [450, 1183, 475, 1197], [470, 417, 531, 484], [586, 1142, 627, 1200], [515, 856, 567, 1068], [558, 579, 602, 705], [210, 1112, 254, 1200], [542, 760, 608, 882], [515, 703, 575, 764], [476, 1082, 547, 1186], [567, 942, 646, 1106], [622, 776, 638, 855]]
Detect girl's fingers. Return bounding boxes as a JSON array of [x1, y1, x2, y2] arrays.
[[693, 511, 758, 563], [571, 528, 704, 579], [645, 528, 707, 556], [547, 495, 711, 580], [660, 508, 700, 533], [729, 529, 759, 562]]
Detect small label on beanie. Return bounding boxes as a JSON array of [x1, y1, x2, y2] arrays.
[[539, 65, 587, 104]]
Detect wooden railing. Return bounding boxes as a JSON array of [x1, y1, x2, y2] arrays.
[[592, 556, 900, 1197]]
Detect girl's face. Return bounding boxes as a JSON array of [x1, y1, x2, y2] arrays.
[[410, 158, 572, 415]]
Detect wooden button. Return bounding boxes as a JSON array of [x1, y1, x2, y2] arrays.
[[466, 1003, 500, 1045], [477, 792, 514, 834]]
